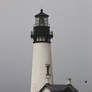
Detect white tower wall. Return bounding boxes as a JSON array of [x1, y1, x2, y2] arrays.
[[31, 43, 53, 92]]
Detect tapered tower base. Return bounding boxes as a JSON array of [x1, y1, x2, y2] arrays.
[[31, 43, 53, 92]]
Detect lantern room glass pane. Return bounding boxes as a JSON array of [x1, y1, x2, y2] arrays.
[[35, 18, 39, 26], [39, 17, 44, 26], [44, 18, 48, 26]]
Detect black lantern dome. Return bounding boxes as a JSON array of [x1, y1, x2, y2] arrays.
[[31, 9, 53, 43], [35, 9, 48, 17]]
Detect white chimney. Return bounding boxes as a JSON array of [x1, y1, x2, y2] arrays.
[[67, 78, 72, 85]]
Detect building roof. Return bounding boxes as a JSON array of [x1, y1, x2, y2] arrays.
[[35, 9, 49, 18], [39, 83, 78, 92]]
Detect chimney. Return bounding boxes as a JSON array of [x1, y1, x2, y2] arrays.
[[67, 78, 72, 85]]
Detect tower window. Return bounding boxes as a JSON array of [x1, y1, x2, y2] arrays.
[[45, 64, 50, 76]]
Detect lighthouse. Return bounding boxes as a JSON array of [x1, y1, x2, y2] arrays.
[[30, 9, 78, 92], [31, 9, 53, 92]]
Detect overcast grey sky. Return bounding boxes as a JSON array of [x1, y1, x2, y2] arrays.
[[0, 0, 92, 92]]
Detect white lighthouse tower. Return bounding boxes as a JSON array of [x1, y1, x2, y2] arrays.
[[31, 9, 53, 92]]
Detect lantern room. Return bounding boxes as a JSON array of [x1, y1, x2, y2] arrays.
[[35, 9, 49, 26]]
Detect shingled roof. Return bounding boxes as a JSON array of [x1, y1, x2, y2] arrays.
[[39, 83, 78, 92]]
